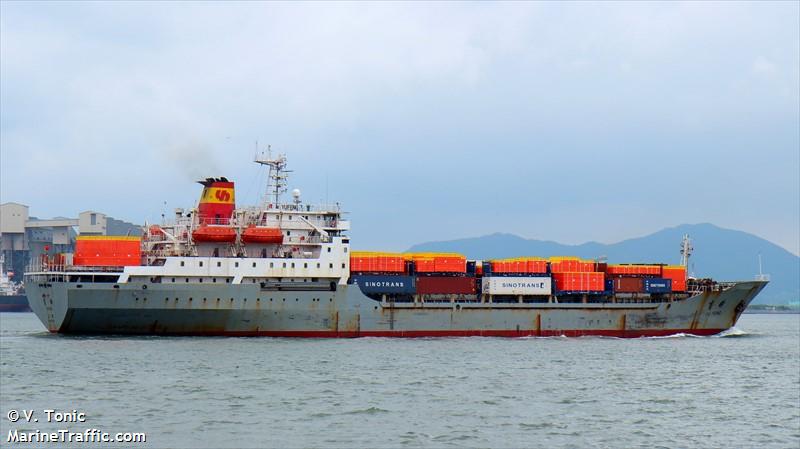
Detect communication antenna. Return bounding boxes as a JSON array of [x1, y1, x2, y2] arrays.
[[680, 234, 693, 267], [254, 145, 293, 206]]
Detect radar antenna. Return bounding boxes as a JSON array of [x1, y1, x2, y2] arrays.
[[680, 234, 693, 267], [254, 145, 293, 206]]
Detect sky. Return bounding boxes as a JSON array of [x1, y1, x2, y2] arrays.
[[1, 1, 799, 255]]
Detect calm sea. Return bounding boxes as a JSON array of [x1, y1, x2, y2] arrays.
[[1, 313, 798, 448]]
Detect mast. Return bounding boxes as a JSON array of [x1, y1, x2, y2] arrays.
[[254, 145, 292, 207], [756, 253, 770, 281], [680, 234, 693, 267]]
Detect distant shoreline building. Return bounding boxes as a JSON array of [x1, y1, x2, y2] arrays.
[[0, 202, 141, 282]]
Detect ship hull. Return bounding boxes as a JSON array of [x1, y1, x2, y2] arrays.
[[23, 280, 766, 337], [0, 295, 31, 313]]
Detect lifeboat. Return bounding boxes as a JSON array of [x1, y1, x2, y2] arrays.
[[147, 224, 166, 240], [192, 225, 237, 243], [241, 226, 283, 244]]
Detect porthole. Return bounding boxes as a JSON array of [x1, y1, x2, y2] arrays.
[[217, 261, 221, 267], [199, 261, 204, 267], [304, 263, 308, 269], [235, 262, 239, 267], [180, 261, 185, 267], [252, 262, 257, 268], [316, 263, 320, 268]]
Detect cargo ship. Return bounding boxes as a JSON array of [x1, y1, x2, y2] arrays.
[[24, 152, 767, 337]]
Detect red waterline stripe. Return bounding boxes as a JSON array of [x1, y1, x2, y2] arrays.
[[85, 328, 725, 338]]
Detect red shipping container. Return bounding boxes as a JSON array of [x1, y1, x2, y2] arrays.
[[612, 277, 644, 293], [416, 276, 476, 294]]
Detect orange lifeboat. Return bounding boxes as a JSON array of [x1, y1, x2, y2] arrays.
[[241, 226, 283, 244], [192, 225, 237, 243]]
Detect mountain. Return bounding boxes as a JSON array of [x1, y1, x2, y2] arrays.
[[407, 224, 799, 305]]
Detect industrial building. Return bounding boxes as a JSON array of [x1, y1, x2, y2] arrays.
[[0, 202, 140, 281]]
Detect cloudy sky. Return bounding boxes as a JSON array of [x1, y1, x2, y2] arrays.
[[2, 2, 798, 254]]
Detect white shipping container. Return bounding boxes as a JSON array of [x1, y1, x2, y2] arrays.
[[482, 277, 551, 295]]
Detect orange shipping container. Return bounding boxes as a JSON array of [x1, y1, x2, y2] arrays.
[[349, 253, 405, 273], [552, 272, 605, 292], [414, 258, 436, 272], [74, 236, 141, 267], [661, 266, 687, 292], [606, 264, 661, 276], [550, 259, 596, 273]]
